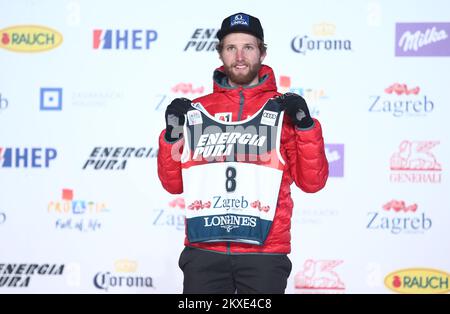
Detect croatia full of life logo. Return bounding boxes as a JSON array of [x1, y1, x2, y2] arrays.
[[390, 141, 442, 184]]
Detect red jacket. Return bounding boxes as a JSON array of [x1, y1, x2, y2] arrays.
[[158, 65, 328, 254]]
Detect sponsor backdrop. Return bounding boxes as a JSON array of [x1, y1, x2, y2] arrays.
[[1, 0, 449, 293]]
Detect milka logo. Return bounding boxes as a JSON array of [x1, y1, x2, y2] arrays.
[[398, 26, 448, 52], [1, 25, 63, 52], [395, 23, 450, 56]]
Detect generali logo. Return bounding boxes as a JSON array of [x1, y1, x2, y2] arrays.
[[1, 25, 63, 52], [390, 140, 442, 183], [385, 268, 450, 294], [294, 259, 346, 294]]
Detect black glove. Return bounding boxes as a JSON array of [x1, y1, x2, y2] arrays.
[[276, 93, 314, 129], [164, 98, 191, 142]]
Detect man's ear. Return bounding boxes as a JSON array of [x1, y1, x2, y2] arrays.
[[260, 52, 266, 63]]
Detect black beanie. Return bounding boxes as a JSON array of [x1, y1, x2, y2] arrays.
[[216, 13, 264, 41]]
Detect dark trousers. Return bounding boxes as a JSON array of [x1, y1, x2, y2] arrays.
[[178, 246, 292, 294]]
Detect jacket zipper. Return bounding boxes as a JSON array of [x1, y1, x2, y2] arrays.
[[237, 89, 244, 121]]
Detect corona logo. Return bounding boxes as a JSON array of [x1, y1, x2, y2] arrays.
[[114, 260, 138, 273], [313, 23, 336, 36]]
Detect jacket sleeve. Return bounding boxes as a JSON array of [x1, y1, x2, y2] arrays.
[[157, 129, 184, 194], [282, 117, 329, 193]]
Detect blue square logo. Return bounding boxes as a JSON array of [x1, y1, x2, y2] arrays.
[[40, 88, 62, 111], [231, 14, 250, 27]]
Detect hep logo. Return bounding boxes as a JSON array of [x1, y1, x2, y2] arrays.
[[93, 29, 158, 50]]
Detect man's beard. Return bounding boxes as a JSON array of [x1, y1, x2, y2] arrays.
[[223, 61, 262, 86]]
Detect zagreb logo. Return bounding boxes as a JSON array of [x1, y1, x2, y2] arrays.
[[0, 211, 5, 225], [40, 88, 62, 111], [0, 93, 8, 111], [395, 23, 450, 57], [390, 141, 442, 183], [366, 200, 432, 234], [385, 268, 450, 294], [0, 147, 57, 168], [294, 259, 346, 294], [93, 29, 158, 50], [291, 23, 352, 55], [325, 144, 344, 177], [0, 25, 63, 52], [153, 198, 186, 231], [369, 83, 434, 117]]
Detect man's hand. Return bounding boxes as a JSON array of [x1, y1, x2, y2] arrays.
[[276, 93, 314, 129], [164, 98, 191, 142]]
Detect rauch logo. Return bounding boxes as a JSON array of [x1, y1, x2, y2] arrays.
[[369, 83, 434, 117], [390, 141, 442, 183], [385, 268, 450, 294], [0, 25, 63, 52]]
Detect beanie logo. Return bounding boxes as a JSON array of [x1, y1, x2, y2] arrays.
[[230, 14, 249, 27]]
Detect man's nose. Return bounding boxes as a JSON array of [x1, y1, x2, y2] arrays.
[[235, 48, 244, 61]]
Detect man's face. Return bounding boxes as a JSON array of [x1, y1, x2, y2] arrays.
[[219, 33, 266, 87]]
